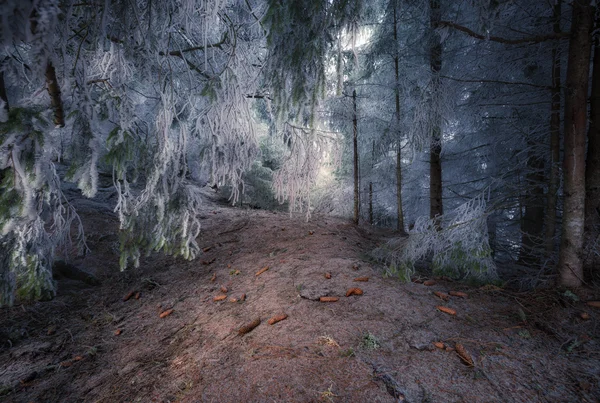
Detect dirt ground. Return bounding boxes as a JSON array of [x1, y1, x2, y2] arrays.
[[1, 187, 600, 403]]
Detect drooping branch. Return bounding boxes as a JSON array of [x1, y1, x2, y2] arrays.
[[45, 62, 65, 128], [438, 21, 569, 45]]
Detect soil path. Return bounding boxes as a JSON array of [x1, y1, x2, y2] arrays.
[[1, 190, 599, 402]]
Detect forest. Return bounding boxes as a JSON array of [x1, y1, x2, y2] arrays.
[[0, 0, 599, 402]]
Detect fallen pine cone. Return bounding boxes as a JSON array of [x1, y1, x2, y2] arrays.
[[238, 318, 261, 335], [229, 297, 238, 303], [580, 312, 590, 320], [455, 343, 474, 366], [354, 277, 369, 282], [423, 279, 436, 286], [220, 286, 228, 293], [73, 356, 83, 361], [346, 288, 364, 297], [436, 306, 457, 316], [586, 301, 600, 308], [135, 292, 141, 300], [240, 293, 246, 301], [159, 309, 174, 318], [434, 291, 449, 301], [123, 291, 135, 302], [114, 329, 122, 336], [449, 291, 468, 298], [324, 272, 332, 279], [268, 314, 288, 325], [255, 266, 269, 276], [213, 295, 227, 302], [20, 372, 38, 384], [433, 342, 445, 349], [320, 296, 339, 302]]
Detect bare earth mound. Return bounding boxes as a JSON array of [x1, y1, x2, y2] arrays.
[[1, 190, 599, 402]]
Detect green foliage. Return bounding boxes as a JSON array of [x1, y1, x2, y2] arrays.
[[384, 261, 414, 283], [340, 348, 355, 357], [263, 0, 362, 118], [0, 168, 23, 232], [360, 331, 381, 350], [105, 128, 137, 181], [0, 106, 84, 306], [431, 241, 494, 279], [117, 182, 202, 270], [14, 253, 55, 302], [374, 194, 497, 284]]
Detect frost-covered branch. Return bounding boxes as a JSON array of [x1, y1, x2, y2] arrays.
[[374, 191, 497, 282]]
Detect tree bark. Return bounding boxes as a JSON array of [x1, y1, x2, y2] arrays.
[[45, 61, 65, 128], [558, 0, 593, 287], [429, 0, 443, 226], [584, 20, 600, 276], [369, 140, 374, 225], [519, 141, 545, 265], [545, 0, 562, 256], [393, 1, 405, 233], [353, 89, 359, 225], [0, 70, 9, 116]]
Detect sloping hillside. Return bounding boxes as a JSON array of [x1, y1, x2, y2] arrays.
[[1, 189, 599, 402]]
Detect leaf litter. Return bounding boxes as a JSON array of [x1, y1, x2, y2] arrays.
[[0, 187, 599, 402]]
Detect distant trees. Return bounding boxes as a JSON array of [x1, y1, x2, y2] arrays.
[[363, 0, 599, 286]]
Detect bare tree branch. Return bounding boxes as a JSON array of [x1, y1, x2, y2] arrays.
[[441, 75, 551, 89], [438, 20, 569, 45]]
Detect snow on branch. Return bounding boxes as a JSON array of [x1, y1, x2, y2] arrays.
[[273, 121, 343, 219], [374, 191, 497, 282]]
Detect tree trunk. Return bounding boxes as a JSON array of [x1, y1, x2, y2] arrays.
[[369, 140, 374, 225], [353, 89, 359, 225], [519, 141, 545, 265], [558, 0, 593, 287], [429, 0, 443, 226], [393, 1, 405, 233], [45, 62, 65, 128], [584, 21, 600, 277], [0, 70, 9, 115], [545, 0, 562, 256]]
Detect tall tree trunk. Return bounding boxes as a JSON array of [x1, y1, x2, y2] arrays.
[[584, 20, 600, 276], [45, 62, 65, 128], [393, 1, 405, 233], [429, 0, 443, 225], [558, 0, 593, 287], [545, 0, 562, 256], [0, 70, 9, 121], [519, 141, 545, 265], [369, 140, 374, 225], [353, 89, 359, 225]]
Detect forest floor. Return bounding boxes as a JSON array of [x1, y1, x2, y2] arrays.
[[1, 186, 600, 403]]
